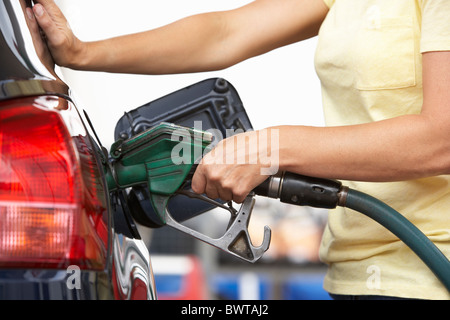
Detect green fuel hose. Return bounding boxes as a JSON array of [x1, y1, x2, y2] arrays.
[[344, 188, 450, 292], [254, 172, 450, 292]]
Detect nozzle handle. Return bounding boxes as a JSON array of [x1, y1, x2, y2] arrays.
[[151, 193, 271, 263]]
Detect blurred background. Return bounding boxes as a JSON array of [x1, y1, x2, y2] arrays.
[[55, 0, 330, 300]]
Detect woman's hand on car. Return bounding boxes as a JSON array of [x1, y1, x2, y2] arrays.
[[30, 0, 85, 68]]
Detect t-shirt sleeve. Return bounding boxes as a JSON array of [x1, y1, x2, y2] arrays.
[[322, 0, 335, 9], [420, 0, 450, 53]]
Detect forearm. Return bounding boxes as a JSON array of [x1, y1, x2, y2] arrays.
[[73, 12, 230, 74], [277, 114, 450, 182]]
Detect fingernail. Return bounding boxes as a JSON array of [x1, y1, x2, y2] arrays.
[[34, 4, 44, 17], [26, 8, 34, 20]]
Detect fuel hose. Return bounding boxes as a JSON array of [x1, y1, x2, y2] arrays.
[[344, 188, 450, 292], [254, 172, 450, 292]]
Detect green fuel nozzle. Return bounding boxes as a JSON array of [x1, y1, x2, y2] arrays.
[[109, 122, 211, 192], [106, 122, 271, 263]]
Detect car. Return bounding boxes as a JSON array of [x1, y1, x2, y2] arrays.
[[0, 0, 156, 300]]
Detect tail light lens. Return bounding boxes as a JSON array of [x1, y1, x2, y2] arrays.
[[0, 96, 107, 270]]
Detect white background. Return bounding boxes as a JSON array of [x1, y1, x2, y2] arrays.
[[55, 0, 324, 149]]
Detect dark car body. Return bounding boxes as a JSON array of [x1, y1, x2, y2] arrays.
[[0, 0, 156, 300]]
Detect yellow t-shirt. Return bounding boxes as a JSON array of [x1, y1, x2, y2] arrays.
[[315, 0, 450, 299]]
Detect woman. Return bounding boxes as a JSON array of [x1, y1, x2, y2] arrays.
[[29, 0, 450, 299]]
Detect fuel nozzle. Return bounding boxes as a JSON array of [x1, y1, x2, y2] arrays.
[[107, 122, 271, 263], [254, 171, 348, 209]]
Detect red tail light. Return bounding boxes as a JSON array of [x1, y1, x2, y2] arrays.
[[0, 96, 107, 270]]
